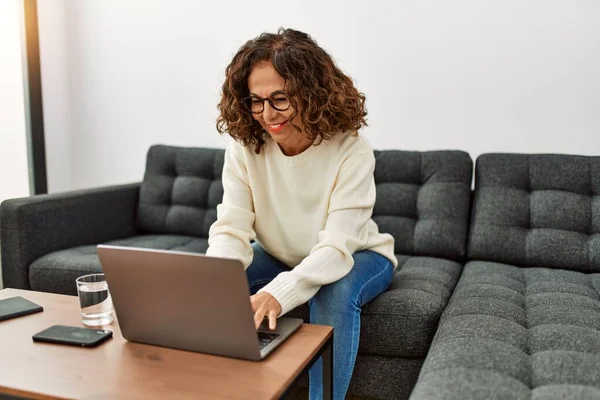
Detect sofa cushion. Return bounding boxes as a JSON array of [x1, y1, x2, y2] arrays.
[[373, 150, 473, 262], [469, 153, 600, 273], [136, 145, 225, 237], [361, 255, 464, 357], [410, 261, 600, 399], [288, 255, 463, 358], [29, 234, 209, 295], [350, 355, 424, 400]]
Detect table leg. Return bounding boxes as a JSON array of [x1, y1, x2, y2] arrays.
[[322, 336, 333, 400]]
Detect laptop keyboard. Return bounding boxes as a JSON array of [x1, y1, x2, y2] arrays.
[[258, 331, 280, 349]]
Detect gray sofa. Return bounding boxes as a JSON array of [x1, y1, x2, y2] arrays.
[[2, 146, 599, 399], [410, 154, 600, 400]]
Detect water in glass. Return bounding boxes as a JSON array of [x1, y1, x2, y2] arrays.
[[78, 280, 114, 326]]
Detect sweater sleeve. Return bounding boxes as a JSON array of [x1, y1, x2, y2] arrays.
[[205, 142, 256, 268], [258, 152, 377, 316]]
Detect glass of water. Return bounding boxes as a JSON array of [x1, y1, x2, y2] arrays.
[[75, 273, 114, 326]]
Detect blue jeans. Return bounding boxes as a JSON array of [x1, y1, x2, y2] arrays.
[[246, 242, 394, 400]]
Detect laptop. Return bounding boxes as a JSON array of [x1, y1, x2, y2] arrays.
[[96, 245, 303, 361]]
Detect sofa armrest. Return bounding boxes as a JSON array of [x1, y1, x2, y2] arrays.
[[1, 183, 141, 289]]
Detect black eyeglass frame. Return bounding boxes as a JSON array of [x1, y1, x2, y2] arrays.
[[241, 93, 292, 114]]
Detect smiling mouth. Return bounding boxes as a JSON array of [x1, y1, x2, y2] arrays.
[[267, 121, 287, 133]]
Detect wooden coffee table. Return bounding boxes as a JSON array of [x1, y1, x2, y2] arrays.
[[0, 288, 333, 400]]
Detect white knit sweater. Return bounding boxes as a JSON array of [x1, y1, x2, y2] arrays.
[[206, 131, 397, 316]]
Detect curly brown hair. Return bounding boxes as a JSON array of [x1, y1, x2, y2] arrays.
[[216, 28, 367, 153]]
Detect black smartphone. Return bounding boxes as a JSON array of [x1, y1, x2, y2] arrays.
[[0, 296, 43, 322], [32, 325, 113, 348]]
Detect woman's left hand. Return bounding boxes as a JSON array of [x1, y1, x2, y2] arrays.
[[250, 292, 282, 330]]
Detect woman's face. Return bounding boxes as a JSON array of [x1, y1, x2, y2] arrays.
[[247, 62, 306, 150]]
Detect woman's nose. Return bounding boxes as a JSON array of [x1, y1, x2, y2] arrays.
[[262, 101, 278, 120]]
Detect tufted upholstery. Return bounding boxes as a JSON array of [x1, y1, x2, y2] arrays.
[[134, 146, 475, 265], [410, 153, 600, 400], [468, 154, 600, 273], [410, 261, 600, 400], [136, 145, 225, 237], [373, 150, 473, 262]]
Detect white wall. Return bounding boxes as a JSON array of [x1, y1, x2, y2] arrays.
[[37, 0, 72, 193], [39, 0, 600, 191], [0, 0, 30, 201], [0, 0, 31, 288]]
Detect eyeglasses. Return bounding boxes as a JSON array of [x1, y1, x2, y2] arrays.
[[242, 93, 291, 114]]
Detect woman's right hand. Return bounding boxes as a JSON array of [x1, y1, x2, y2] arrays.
[[250, 292, 282, 331]]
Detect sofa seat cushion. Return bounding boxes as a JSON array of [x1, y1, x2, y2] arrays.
[[410, 260, 600, 400], [288, 255, 463, 358], [29, 234, 208, 295]]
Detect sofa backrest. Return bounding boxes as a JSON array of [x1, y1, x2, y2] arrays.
[[468, 153, 600, 272], [136, 145, 225, 237], [136, 145, 474, 263], [372, 150, 473, 261]]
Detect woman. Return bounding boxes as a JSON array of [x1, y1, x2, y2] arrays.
[[206, 28, 397, 400]]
